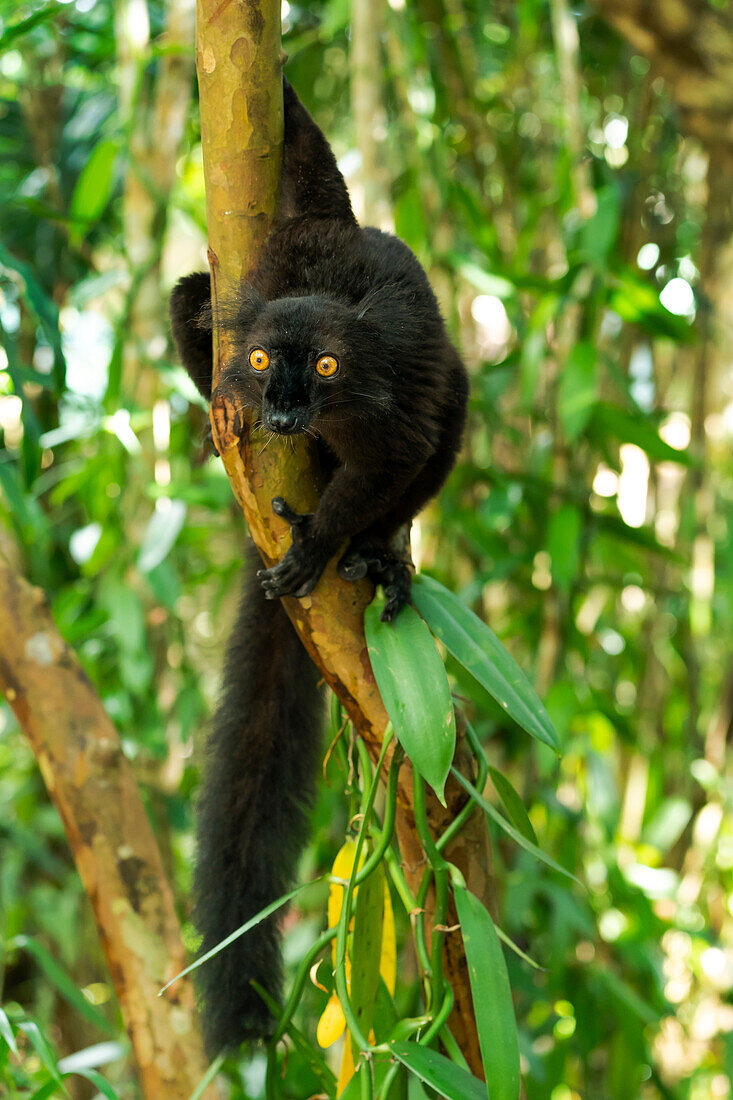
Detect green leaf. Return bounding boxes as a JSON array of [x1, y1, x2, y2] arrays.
[[185, 1053, 226, 1100], [493, 925, 544, 970], [0, 242, 66, 389], [588, 402, 694, 466], [0, 1007, 18, 1055], [452, 770, 581, 885], [18, 1020, 64, 1088], [67, 1068, 121, 1100], [365, 592, 456, 802], [252, 985, 336, 1098], [0, 4, 59, 50], [454, 886, 520, 1100], [390, 1042, 488, 1100], [70, 139, 121, 243], [487, 768, 538, 845], [137, 500, 187, 573], [374, 977, 400, 1043], [28, 1083, 61, 1100], [457, 260, 515, 301], [558, 341, 597, 441], [159, 880, 315, 994], [546, 504, 581, 591], [394, 190, 427, 252], [579, 186, 619, 265], [350, 863, 384, 1054], [12, 936, 114, 1035], [411, 574, 559, 753]]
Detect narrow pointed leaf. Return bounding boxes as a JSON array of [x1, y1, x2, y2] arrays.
[[412, 575, 559, 753], [487, 768, 538, 845], [350, 863, 384, 1055], [365, 592, 455, 802], [454, 886, 520, 1100], [70, 138, 121, 240], [452, 770, 580, 886], [0, 1007, 18, 1054], [18, 1021, 63, 1087], [251, 983, 336, 1096], [494, 925, 544, 971], [67, 1069, 121, 1100], [390, 1042, 488, 1100], [13, 935, 114, 1034]]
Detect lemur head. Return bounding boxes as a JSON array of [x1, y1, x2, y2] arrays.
[[220, 290, 393, 436]]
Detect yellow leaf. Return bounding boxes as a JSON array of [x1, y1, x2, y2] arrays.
[[379, 881, 396, 995], [317, 993, 346, 1048], [337, 1034, 356, 1097], [328, 839, 361, 933]]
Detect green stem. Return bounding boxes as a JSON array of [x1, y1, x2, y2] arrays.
[[439, 1023, 470, 1070], [413, 865, 434, 981], [272, 926, 337, 1044], [377, 1061, 403, 1100], [419, 987, 454, 1046], [436, 721, 488, 853], [412, 771, 449, 1011], [265, 1038, 278, 1100], [383, 846, 418, 915], [356, 738, 401, 884], [334, 729, 394, 1054]]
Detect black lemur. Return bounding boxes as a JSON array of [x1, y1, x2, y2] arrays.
[[170, 79, 468, 1052]]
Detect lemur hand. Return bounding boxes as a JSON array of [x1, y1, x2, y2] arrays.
[[258, 498, 332, 600]]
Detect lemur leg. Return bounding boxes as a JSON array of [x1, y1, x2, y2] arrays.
[[338, 543, 413, 622], [339, 373, 468, 619], [278, 78, 356, 225]]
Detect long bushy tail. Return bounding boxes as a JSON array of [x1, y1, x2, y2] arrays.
[[193, 546, 322, 1051]]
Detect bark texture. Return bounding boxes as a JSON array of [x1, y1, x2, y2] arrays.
[[591, 0, 733, 148], [0, 557, 214, 1100], [196, 0, 490, 1075]]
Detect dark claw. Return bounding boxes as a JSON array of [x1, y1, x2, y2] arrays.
[[338, 552, 369, 582], [380, 582, 410, 622], [257, 499, 327, 600], [337, 540, 413, 622], [203, 427, 220, 457], [272, 496, 309, 527]]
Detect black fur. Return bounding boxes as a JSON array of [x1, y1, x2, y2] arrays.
[[193, 547, 322, 1050], [170, 78, 468, 1051]]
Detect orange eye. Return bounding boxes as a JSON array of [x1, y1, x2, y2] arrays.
[[249, 348, 270, 371], [316, 354, 339, 378]]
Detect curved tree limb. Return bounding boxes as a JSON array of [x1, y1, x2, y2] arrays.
[[0, 555, 214, 1100], [196, 0, 491, 1074]]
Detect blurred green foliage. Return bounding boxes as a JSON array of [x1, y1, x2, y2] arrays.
[[1, 0, 732, 1098]]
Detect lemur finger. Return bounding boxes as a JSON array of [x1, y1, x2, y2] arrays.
[[271, 496, 311, 528]]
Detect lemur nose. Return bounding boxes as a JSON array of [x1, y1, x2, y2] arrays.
[[270, 410, 298, 434]]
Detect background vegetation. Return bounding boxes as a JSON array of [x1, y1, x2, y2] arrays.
[[1, 0, 731, 1098]]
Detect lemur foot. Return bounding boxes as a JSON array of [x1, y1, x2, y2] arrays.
[[338, 542, 413, 622], [258, 497, 330, 600]]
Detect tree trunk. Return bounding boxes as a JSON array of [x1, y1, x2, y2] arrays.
[[0, 557, 215, 1100], [196, 0, 490, 1076]]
